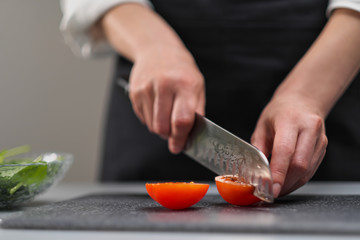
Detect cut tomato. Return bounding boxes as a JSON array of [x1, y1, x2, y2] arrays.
[[215, 175, 260, 206], [145, 182, 209, 210]]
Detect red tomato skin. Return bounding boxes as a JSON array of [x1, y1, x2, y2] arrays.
[[215, 176, 260, 206], [145, 182, 209, 210], [145, 184, 155, 200]]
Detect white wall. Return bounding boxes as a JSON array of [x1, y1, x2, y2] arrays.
[[0, 0, 113, 182]]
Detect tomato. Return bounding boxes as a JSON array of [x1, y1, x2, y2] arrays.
[[145, 182, 209, 210], [215, 175, 260, 206]]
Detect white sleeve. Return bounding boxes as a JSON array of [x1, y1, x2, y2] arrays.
[[60, 0, 152, 58], [327, 0, 360, 16]]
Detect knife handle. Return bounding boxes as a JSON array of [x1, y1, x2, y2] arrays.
[[116, 77, 130, 95]]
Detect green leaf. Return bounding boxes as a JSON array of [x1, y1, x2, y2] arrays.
[[0, 145, 31, 164], [0, 165, 28, 178], [1, 164, 48, 195], [0, 147, 48, 195], [13, 165, 47, 185]]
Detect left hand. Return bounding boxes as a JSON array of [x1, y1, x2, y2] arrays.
[[251, 8, 360, 198], [251, 93, 328, 198]]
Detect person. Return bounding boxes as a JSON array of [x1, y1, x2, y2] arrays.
[[60, 0, 360, 199]]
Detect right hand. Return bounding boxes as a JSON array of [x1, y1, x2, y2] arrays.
[[129, 45, 205, 154]]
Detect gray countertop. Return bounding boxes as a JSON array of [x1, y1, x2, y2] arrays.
[[1, 182, 360, 239]]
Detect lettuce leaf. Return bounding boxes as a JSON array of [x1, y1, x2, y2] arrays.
[[0, 145, 47, 195]]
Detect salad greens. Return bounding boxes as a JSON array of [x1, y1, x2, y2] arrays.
[[0, 145, 47, 194], [0, 145, 31, 164], [0, 145, 54, 207]]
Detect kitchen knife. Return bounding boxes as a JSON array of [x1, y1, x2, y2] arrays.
[[117, 78, 273, 203], [184, 114, 273, 203]]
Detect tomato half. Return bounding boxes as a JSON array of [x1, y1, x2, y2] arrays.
[[215, 175, 260, 206], [145, 182, 209, 210]]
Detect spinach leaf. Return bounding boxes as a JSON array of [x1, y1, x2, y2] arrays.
[[0, 145, 30, 164], [0, 145, 47, 196], [8, 164, 48, 195], [0, 146, 68, 207]]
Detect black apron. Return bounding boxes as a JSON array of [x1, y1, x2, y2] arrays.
[[100, 0, 360, 182]]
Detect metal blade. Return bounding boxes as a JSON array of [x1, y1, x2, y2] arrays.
[[184, 114, 274, 203], [115, 78, 273, 203]]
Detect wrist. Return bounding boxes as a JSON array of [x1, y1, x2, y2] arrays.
[[273, 64, 336, 119], [272, 87, 327, 119], [134, 44, 194, 63], [101, 3, 188, 62]]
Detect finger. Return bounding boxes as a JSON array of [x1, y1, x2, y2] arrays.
[[284, 148, 327, 195], [130, 100, 145, 124], [281, 134, 327, 196], [251, 120, 273, 158], [129, 88, 146, 124], [270, 123, 298, 198], [195, 90, 206, 116], [280, 128, 319, 196], [168, 94, 196, 154], [312, 135, 328, 173], [310, 142, 327, 179], [305, 134, 328, 181], [134, 103, 146, 125], [153, 85, 174, 139], [141, 85, 155, 132], [280, 118, 327, 196]]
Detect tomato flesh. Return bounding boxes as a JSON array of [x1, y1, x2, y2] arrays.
[[215, 175, 260, 206], [145, 182, 209, 210]]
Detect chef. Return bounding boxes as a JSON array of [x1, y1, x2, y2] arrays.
[[60, 0, 360, 199]]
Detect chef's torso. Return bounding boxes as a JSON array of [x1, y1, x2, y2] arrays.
[[101, 0, 360, 181]]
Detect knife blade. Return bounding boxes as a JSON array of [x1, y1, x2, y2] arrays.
[[184, 114, 274, 203], [116, 77, 273, 203]]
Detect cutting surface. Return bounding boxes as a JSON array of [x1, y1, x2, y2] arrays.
[[2, 193, 360, 234]]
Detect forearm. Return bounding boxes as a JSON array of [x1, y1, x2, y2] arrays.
[[101, 3, 205, 154], [274, 9, 360, 118], [101, 3, 188, 62]]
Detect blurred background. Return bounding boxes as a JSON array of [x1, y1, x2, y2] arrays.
[[0, 0, 113, 182]]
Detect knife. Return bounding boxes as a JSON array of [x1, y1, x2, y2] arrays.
[[117, 78, 274, 203], [184, 113, 273, 203]]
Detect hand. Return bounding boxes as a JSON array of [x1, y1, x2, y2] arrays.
[[129, 45, 205, 154], [250, 9, 360, 198], [251, 94, 328, 198]]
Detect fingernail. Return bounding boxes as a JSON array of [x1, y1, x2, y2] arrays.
[[273, 183, 281, 198]]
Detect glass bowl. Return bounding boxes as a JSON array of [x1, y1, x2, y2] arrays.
[[0, 152, 73, 208]]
